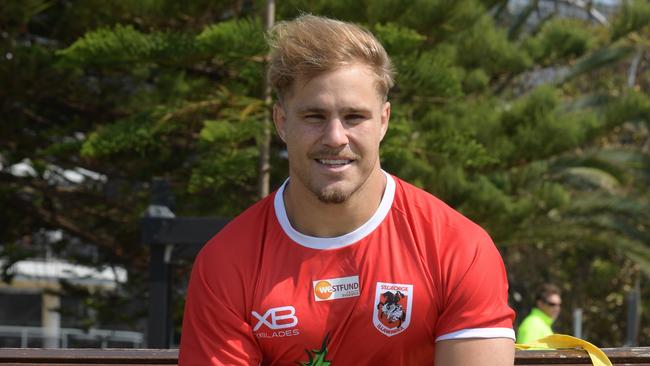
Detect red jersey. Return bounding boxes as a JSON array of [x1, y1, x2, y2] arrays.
[[179, 173, 514, 365]]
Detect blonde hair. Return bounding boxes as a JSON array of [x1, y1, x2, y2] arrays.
[[267, 14, 394, 102]]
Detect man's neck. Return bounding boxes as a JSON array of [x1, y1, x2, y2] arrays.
[[283, 169, 387, 238]]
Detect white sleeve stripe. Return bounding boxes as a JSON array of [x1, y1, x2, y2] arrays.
[[435, 327, 515, 342]]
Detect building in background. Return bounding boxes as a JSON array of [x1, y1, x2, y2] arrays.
[[0, 238, 142, 348], [508, 0, 619, 26], [0, 161, 144, 348]]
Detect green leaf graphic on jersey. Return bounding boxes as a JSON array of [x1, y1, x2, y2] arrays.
[[298, 333, 331, 366]]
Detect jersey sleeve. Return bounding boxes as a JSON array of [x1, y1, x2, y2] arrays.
[[179, 240, 262, 366], [434, 228, 515, 342]]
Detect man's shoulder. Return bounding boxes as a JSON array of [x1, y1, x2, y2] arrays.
[[391, 175, 486, 234], [198, 192, 277, 259]]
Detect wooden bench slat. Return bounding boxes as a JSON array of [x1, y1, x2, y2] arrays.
[[515, 347, 650, 365], [0, 349, 178, 364], [0, 364, 175, 366], [0, 347, 648, 365]]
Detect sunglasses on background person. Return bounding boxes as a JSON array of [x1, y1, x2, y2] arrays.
[[543, 299, 561, 307]]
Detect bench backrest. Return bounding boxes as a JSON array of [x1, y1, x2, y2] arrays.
[[516, 347, 650, 365], [0, 347, 649, 365], [0, 348, 177, 365]]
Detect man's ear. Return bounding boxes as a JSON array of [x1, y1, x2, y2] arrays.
[[379, 101, 391, 141], [273, 103, 287, 142]]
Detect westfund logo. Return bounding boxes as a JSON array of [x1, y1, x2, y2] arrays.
[[313, 275, 360, 301]]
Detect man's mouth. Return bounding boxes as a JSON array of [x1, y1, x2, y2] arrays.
[[316, 159, 353, 166]]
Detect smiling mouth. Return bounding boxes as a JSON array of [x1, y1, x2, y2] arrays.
[[316, 159, 353, 166]]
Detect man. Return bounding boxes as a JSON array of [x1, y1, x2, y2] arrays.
[[516, 283, 562, 344], [179, 14, 515, 365]]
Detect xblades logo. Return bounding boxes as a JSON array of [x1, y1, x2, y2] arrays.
[[252, 306, 298, 331]]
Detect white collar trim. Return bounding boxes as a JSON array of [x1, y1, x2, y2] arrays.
[[274, 171, 395, 250]]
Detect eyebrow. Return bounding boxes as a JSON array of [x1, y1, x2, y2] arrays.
[[297, 106, 373, 114], [341, 107, 372, 114], [298, 107, 327, 114]]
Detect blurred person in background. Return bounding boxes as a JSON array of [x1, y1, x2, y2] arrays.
[[516, 283, 562, 343]]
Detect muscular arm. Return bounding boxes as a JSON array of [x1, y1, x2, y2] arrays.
[[179, 242, 262, 366], [435, 338, 515, 366]]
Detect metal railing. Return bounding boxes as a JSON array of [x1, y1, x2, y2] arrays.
[[0, 325, 143, 348]]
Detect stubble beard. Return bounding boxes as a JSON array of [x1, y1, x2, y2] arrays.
[[307, 148, 363, 204], [315, 186, 349, 204], [310, 169, 373, 204], [296, 147, 379, 204]]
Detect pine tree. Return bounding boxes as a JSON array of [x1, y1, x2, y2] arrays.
[[1, 0, 649, 345]]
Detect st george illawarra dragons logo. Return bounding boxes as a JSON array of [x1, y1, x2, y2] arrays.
[[373, 282, 413, 337]]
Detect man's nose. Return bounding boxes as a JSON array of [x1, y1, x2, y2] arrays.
[[321, 118, 349, 147]]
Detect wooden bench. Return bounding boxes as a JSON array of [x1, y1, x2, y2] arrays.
[[0, 347, 648, 365], [515, 347, 650, 365], [0, 348, 177, 365]]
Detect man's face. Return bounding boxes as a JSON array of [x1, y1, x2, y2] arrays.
[[273, 63, 390, 204], [538, 293, 562, 320]]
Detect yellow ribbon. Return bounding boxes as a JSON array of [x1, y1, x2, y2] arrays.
[[515, 334, 612, 366]]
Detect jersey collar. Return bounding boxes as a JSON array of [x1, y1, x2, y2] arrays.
[[274, 170, 395, 250]]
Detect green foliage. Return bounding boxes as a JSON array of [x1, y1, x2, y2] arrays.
[[381, 114, 435, 188], [57, 18, 265, 67], [418, 104, 499, 170], [0, 242, 38, 283], [188, 147, 258, 196], [191, 116, 261, 198], [3, 0, 650, 348], [500, 86, 598, 162], [195, 18, 266, 58], [454, 14, 531, 76], [463, 68, 490, 93], [611, 0, 650, 40], [508, 0, 539, 40], [0, 0, 56, 28], [398, 0, 485, 36], [373, 23, 427, 56], [524, 19, 598, 64], [562, 45, 637, 82], [81, 115, 157, 158], [605, 89, 650, 126], [57, 25, 196, 66], [396, 46, 464, 99], [559, 167, 621, 191]]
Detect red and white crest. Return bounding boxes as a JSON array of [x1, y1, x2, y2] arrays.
[[373, 282, 413, 337]]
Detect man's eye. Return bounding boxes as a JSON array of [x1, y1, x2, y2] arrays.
[[305, 114, 324, 120], [347, 114, 366, 122]]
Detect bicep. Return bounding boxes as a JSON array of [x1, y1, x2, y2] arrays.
[[435, 338, 515, 366], [179, 249, 261, 366], [435, 230, 515, 338]]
